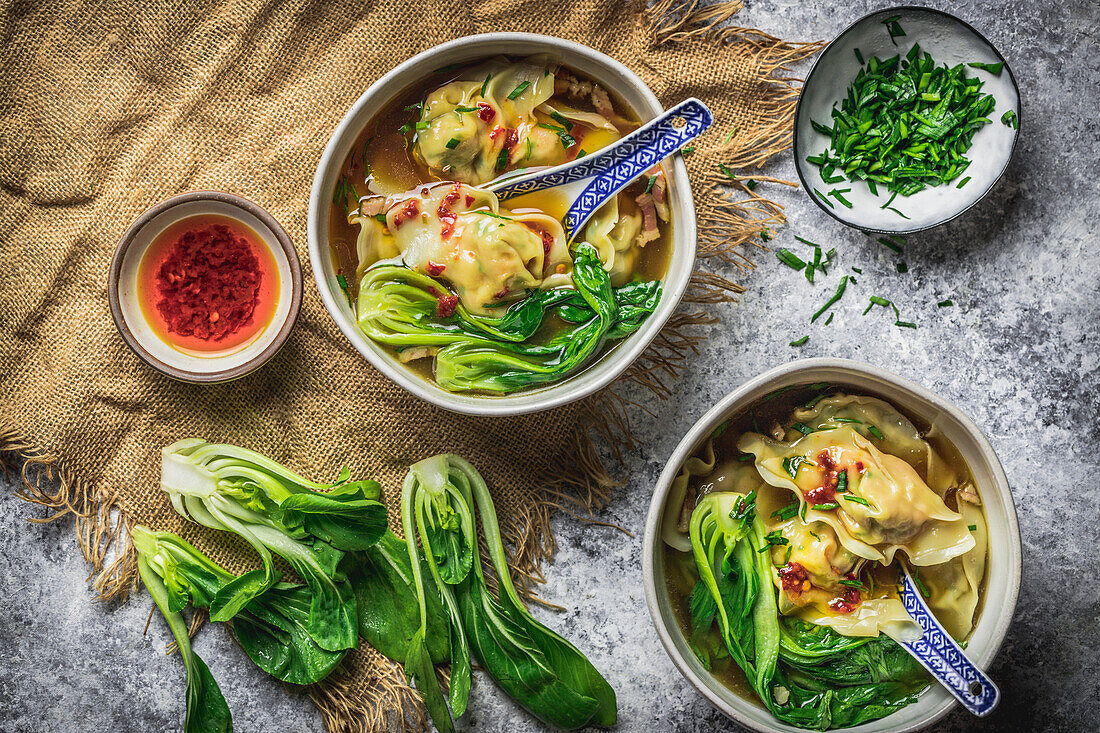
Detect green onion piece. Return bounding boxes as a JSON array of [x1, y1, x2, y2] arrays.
[[805, 260, 815, 283], [794, 235, 822, 248], [896, 262, 909, 273], [912, 567, 931, 597], [477, 210, 513, 221], [854, 48, 865, 65], [825, 312, 834, 326], [453, 106, 478, 113], [772, 502, 799, 521], [495, 147, 509, 171], [887, 207, 911, 219], [800, 502, 808, 522], [746, 179, 758, 191], [832, 417, 863, 424], [969, 524, 978, 531], [724, 125, 739, 144], [938, 299, 954, 307], [575, 148, 587, 158], [1001, 109, 1019, 129], [507, 80, 531, 100], [839, 578, 866, 588], [967, 61, 1004, 75], [445, 138, 460, 149], [813, 188, 835, 208], [877, 237, 904, 254], [852, 266, 863, 274], [681, 145, 695, 155], [415, 121, 430, 130], [792, 422, 813, 435], [812, 502, 840, 511], [836, 470, 848, 493], [895, 320, 918, 329], [645, 175, 657, 194], [760, 229, 773, 242], [829, 189, 854, 208], [526, 138, 534, 160], [956, 176, 972, 188], [548, 111, 574, 130], [738, 453, 754, 462], [811, 275, 849, 323], [867, 425, 886, 440], [480, 73, 492, 97], [398, 123, 412, 135], [789, 335, 810, 347], [842, 494, 871, 507], [336, 273, 349, 289], [374, 213, 387, 224], [777, 249, 807, 270]]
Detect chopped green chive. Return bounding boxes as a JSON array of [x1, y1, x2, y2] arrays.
[[772, 502, 799, 521], [842, 494, 871, 507], [445, 137, 460, 149], [480, 74, 492, 97], [746, 179, 758, 191], [575, 148, 587, 158], [800, 502, 808, 522], [793, 235, 822, 248], [777, 249, 807, 270], [477, 210, 513, 221], [877, 236, 904, 254], [825, 312, 834, 325], [681, 145, 695, 155], [548, 111, 574, 130], [724, 125, 739, 144], [828, 188, 854, 208], [738, 453, 754, 462], [938, 299, 954, 307], [415, 121, 430, 130], [896, 262, 908, 273], [811, 275, 849, 323], [813, 188, 835, 208], [832, 417, 862, 424], [507, 80, 531, 100], [453, 106, 478, 113], [956, 176, 972, 188], [645, 175, 657, 194], [839, 578, 866, 589], [852, 266, 863, 274], [867, 425, 886, 440], [854, 48, 865, 65], [398, 123, 413, 135], [792, 422, 813, 435], [895, 320, 918, 329], [783, 456, 811, 479], [812, 502, 840, 511], [374, 213, 387, 224], [495, 147, 509, 171], [968, 524, 978, 531], [1001, 109, 1019, 129], [967, 61, 1004, 75], [911, 567, 931, 598], [760, 229, 773, 242], [836, 470, 848, 493], [887, 206, 912, 219], [882, 15, 906, 45], [526, 138, 533, 160], [789, 335, 810, 347]]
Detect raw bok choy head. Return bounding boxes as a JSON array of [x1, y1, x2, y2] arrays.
[[160, 439, 387, 652], [688, 492, 927, 730], [400, 454, 616, 732], [133, 526, 346, 686]]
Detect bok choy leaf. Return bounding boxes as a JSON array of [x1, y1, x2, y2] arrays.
[[401, 454, 616, 730], [135, 528, 233, 733], [160, 439, 387, 652], [689, 493, 928, 731]]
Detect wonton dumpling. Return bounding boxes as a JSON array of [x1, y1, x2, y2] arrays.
[[921, 499, 987, 640], [582, 197, 643, 286], [796, 597, 921, 640], [415, 59, 556, 184], [738, 427, 974, 566], [363, 182, 571, 315], [349, 206, 400, 278], [793, 394, 958, 492], [661, 439, 717, 552]]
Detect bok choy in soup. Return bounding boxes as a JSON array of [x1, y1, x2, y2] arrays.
[[328, 57, 671, 393], [661, 386, 988, 730]]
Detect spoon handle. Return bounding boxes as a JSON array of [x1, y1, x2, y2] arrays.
[[898, 570, 1000, 717], [488, 98, 713, 240]]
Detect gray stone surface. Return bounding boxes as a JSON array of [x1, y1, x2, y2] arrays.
[[2, 0, 1098, 730]]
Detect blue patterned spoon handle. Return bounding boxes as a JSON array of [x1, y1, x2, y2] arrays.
[[488, 98, 713, 240], [898, 570, 1000, 717]]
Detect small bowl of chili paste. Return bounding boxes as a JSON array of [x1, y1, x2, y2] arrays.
[[109, 191, 301, 382]]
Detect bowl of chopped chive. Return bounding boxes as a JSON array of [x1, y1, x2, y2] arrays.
[[794, 6, 1020, 234]]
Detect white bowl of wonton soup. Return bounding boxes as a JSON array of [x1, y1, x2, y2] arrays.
[[643, 358, 1021, 733], [308, 34, 696, 416]]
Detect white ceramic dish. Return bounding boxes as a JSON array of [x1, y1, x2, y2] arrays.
[[642, 358, 1022, 733], [794, 6, 1021, 234], [108, 191, 301, 383], [307, 33, 696, 416]]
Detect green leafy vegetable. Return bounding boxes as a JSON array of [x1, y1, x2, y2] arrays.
[[160, 440, 387, 652], [811, 275, 849, 323], [401, 455, 616, 730]]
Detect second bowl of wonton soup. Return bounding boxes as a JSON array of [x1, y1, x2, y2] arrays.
[[643, 358, 1021, 733], [308, 34, 696, 416]]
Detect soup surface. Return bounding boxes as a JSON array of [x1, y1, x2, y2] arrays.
[[661, 384, 988, 729], [327, 56, 672, 394]]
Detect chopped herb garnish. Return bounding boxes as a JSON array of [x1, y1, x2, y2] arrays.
[[717, 163, 737, 180], [645, 175, 657, 194], [836, 470, 848, 493], [800, 502, 808, 522], [789, 335, 810, 347], [792, 422, 813, 435], [548, 111, 574, 130], [813, 188, 835, 208], [745, 179, 758, 191], [415, 121, 430, 130], [507, 80, 531, 100], [832, 417, 862, 424], [911, 567, 931, 598], [575, 148, 587, 158], [477, 210, 513, 221], [537, 122, 576, 148], [867, 425, 886, 440], [938, 299, 954, 307], [480, 74, 492, 98], [887, 207, 911, 220], [896, 262, 908, 273], [955, 176, 972, 189], [525, 138, 533, 160], [772, 502, 799, 521], [895, 320, 918, 329], [681, 145, 695, 156], [828, 188, 854, 208], [783, 456, 812, 479], [761, 530, 790, 551], [839, 578, 866, 589], [811, 275, 849, 323], [398, 123, 413, 135], [335, 272, 350, 299], [724, 125, 739, 144], [374, 213, 387, 224], [1001, 109, 1019, 129], [777, 249, 807, 270], [738, 453, 754, 462], [445, 137, 460, 149], [852, 266, 863, 274], [854, 48, 865, 65], [825, 312, 834, 326], [453, 105, 478, 113], [731, 490, 757, 526], [842, 494, 871, 507], [403, 102, 423, 112], [760, 229, 773, 242], [812, 502, 840, 511], [967, 61, 1004, 75], [882, 15, 906, 45]]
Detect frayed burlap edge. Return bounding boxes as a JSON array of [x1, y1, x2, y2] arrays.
[[3, 2, 821, 729]]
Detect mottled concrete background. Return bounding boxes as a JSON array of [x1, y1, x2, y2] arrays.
[[2, 0, 1097, 731]]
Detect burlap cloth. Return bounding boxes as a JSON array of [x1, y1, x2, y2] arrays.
[[0, 0, 819, 729]]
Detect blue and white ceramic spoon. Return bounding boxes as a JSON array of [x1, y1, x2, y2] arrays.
[[486, 98, 713, 242], [889, 568, 1000, 717]]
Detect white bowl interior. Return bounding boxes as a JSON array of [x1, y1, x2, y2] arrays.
[[307, 34, 696, 416], [795, 7, 1020, 233], [644, 359, 1021, 733], [117, 200, 294, 374]]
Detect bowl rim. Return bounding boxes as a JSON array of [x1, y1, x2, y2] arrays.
[[107, 190, 303, 383], [642, 357, 1023, 733], [306, 32, 697, 417], [792, 5, 1022, 235]]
